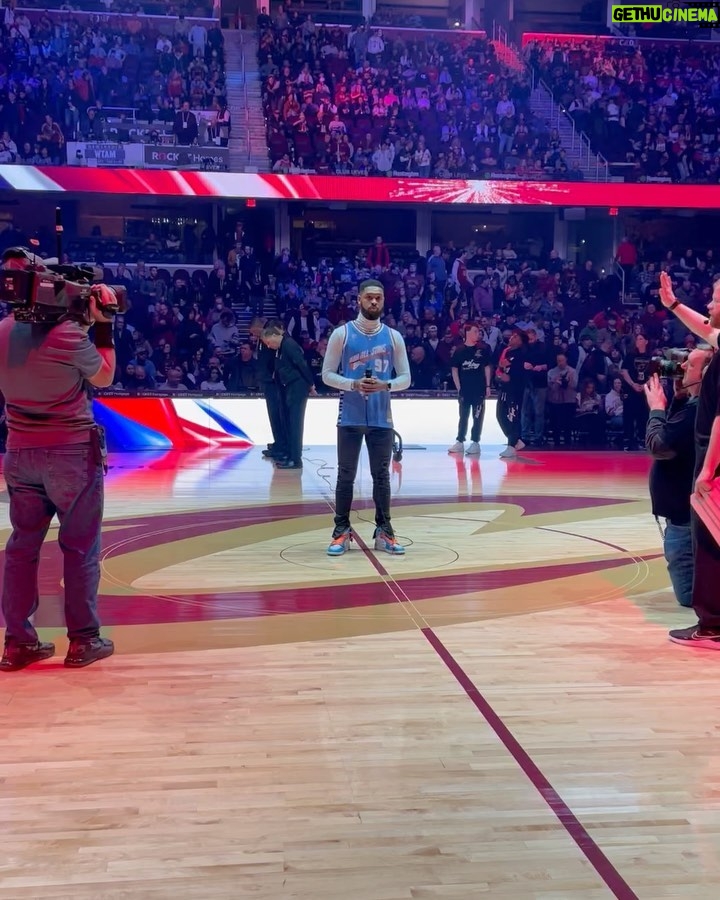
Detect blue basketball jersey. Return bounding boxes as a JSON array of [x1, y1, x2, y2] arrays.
[[337, 321, 395, 428]]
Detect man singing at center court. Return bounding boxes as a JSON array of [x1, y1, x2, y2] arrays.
[[322, 279, 410, 556]]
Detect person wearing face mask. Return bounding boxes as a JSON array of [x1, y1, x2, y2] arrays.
[[321, 280, 411, 556]]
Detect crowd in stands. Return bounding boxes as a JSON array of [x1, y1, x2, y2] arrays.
[[258, 5, 587, 181], [8, 209, 703, 451], [0, 5, 226, 165], [263, 233, 698, 450], [528, 36, 720, 183]]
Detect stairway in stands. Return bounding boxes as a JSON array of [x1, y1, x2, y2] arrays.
[[232, 295, 280, 339], [223, 27, 269, 172], [489, 36, 608, 181], [490, 39, 525, 73], [529, 83, 608, 180]]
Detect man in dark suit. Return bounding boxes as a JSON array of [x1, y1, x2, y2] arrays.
[[261, 322, 316, 469], [250, 317, 287, 461]]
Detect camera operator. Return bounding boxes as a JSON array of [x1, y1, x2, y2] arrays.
[[644, 351, 711, 608], [0, 255, 117, 672], [659, 272, 720, 648]]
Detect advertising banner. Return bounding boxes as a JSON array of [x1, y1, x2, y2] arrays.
[[67, 142, 137, 166], [142, 145, 230, 169], [6, 165, 720, 209]]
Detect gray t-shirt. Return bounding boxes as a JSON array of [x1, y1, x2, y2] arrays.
[[0, 316, 102, 449]]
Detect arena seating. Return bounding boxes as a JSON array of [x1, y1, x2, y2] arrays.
[[257, 16, 569, 180], [526, 36, 720, 183], [0, 7, 225, 164], [27, 215, 702, 451]]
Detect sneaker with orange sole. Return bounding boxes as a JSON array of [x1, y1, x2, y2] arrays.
[[327, 529, 352, 556], [373, 528, 405, 555]]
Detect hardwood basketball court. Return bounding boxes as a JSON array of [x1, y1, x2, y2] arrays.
[[0, 444, 714, 899]]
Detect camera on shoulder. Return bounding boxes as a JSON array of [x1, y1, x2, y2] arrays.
[[0, 247, 127, 326]]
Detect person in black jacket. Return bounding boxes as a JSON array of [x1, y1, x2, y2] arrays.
[[644, 347, 712, 607], [496, 329, 528, 459], [250, 317, 288, 461], [261, 323, 316, 469]]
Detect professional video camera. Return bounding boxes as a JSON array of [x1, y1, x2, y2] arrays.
[[0, 208, 127, 325], [648, 349, 688, 382], [0, 248, 127, 325]]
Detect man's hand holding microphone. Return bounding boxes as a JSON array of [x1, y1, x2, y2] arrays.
[[354, 366, 387, 396]]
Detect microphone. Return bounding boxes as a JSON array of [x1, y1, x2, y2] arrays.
[[364, 366, 372, 401]]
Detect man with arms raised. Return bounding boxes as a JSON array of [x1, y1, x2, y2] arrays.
[[659, 271, 720, 647]]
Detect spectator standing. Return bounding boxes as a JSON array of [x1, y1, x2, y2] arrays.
[[188, 21, 208, 58], [521, 327, 548, 445], [621, 333, 652, 450], [367, 236, 390, 270], [616, 235, 638, 285], [426, 246, 448, 297], [174, 101, 198, 146], [547, 352, 578, 446], [448, 323, 493, 456], [495, 329, 527, 459]]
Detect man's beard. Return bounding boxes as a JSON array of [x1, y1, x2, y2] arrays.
[[361, 307, 383, 320]]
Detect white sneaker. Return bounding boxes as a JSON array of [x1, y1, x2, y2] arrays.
[[515, 440, 526, 451], [499, 446, 517, 459], [465, 442, 481, 455], [448, 441, 464, 453]]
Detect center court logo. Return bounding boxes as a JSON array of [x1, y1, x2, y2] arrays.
[[611, 3, 720, 23]]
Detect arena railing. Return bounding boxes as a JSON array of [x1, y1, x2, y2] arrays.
[[534, 73, 609, 182], [491, 20, 521, 55], [17, 6, 220, 29], [612, 259, 626, 303], [239, 28, 251, 166], [310, 21, 487, 39]]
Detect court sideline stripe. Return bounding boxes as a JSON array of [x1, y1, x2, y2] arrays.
[[308, 455, 639, 899], [351, 531, 639, 900], [421, 627, 639, 900]]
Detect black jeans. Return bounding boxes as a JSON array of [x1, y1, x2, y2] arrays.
[[549, 402, 576, 444], [691, 509, 720, 628], [624, 393, 648, 445], [457, 395, 485, 443], [496, 392, 522, 446], [2, 444, 104, 646], [334, 426, 394, 536], [279, 381, 308, 465]]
